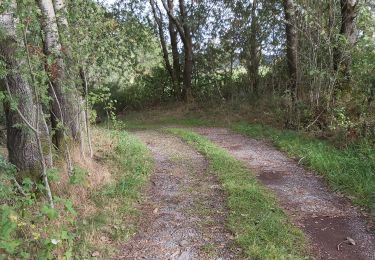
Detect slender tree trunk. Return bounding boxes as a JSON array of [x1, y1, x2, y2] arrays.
[[80, 67, 93, 158], [150, 0, 174, 82], [179, 0, 193, 102], [334, 0, 357, 88], [162, 0, 193, 103], [52, 0, 69, 30], [283, 0, 298, 108], [248, 0, 261, 96], [38, 0, 79, 147], [52, 0, 88, 159], [168, 0, 182, 98]]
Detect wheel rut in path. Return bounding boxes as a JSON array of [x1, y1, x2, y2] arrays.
[[192, 127, 375, 260], [121, 130, 239, 260]]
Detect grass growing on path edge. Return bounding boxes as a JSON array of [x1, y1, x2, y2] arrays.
[[166, 128, 309, 259], [74, 130, 153, 258], [232, 123, 375, 221]]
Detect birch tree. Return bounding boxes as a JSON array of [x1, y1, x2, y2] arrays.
[[38, 0, 80, 147]]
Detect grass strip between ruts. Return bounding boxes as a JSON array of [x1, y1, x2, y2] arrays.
[[166, 128, 309, 260]]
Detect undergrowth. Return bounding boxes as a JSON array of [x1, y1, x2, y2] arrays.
[[232, 123, 375, 222], [74, 130, 152, 258], [0, 129, 152, 259], [166, 128, 309, 259]]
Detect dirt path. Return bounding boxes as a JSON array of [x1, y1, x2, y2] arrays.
[[192, 127, 375, 260], [121, 130, 239, 260]]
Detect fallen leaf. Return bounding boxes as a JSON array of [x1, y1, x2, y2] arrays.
[[153, 208, 159, 214], [346, 237, 356, 245]]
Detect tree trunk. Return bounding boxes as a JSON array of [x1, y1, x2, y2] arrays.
[[162, 0, 193, 103], [38, 0, 80, 147], [179, 0, 193, 102], [168, 0, 182, 98], [248, 0, 261, 95], [283, 0, 298, 108], [0, 2, 41, 176], [150, 0, 174, 83], [334, 0, 357, 87]]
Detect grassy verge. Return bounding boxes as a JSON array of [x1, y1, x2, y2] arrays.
[[0, 129, 152, 259], [74, 129, 153, 258], [232, 123, 375, 221], [166, 128, 308, 259]]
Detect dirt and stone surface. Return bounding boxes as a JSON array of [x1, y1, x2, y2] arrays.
[[192, 127, 375, 260], [121, 130, 240, 260]]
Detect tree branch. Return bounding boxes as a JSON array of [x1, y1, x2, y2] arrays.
[[160, 0, 187, 45]]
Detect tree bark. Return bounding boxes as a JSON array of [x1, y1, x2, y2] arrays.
[[150, 0, 174, 82], [38, 0, 80, 147], [334, 0, 358, 85], [178, 0, 193, 102], [168, 0, 182, 97], [283, 0, 298, 108], [161, 0, 193, 102], [0, 2, 41, 176], [248, 0, 261, 95]]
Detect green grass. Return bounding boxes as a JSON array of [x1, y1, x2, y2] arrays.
[[166, 128, 308, 260], [123, 109, 375, 221], [75, 130, 153, 258], [232, 123, 375, 220], [123, 117, 215, 130]]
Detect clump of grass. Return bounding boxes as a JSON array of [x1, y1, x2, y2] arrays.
[[167, 128, 308, 259], [233, 123, 375, 220]]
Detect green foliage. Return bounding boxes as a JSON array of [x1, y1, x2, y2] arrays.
[[233, 123, 375, 222], [0, 206, 20, 254], [41, 205, 58, 220], [47, 168, 60, 183], [70, 166, 88, 185], [167, 128, 307, 259]]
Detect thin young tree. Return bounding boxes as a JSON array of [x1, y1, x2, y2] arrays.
[[167, 0, 182, 98], [150, 0, 174, 83], [283, 0, 298, 110], [334, 0, 358, 89], [38, 0, 80, 147], [162, 0, 193, 102]]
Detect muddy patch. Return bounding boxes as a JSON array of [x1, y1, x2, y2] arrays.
[[120, 131, 239, 260], [192, 127, 375, 260]]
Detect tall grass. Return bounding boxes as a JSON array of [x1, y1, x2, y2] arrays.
[[75, 130, 153, 258]]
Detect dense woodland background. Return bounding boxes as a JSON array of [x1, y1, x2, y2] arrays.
[[0, 0, 374, 258]]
